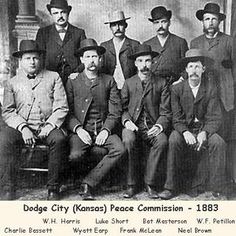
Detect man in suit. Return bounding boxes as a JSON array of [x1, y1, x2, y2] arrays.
[[158, 49, 227, 199], [0, 40, 68, 200], [100, 10, 140, 89], [36, 0, 86, 85], [121, 44, 171, 198], [190, 3, 235, 183], [66, 38, 125, 200], [144, 6, 188, 85]]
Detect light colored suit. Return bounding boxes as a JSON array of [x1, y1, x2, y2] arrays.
[[2, 69, 68, 130]]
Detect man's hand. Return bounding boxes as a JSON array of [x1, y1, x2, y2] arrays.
[[147, 125, 161, 137], [21, 127, 35, 146], [196, 131, 207, 151], [38, 124, 54, 139], [69, 73, 79, 80], [76, 127, 92, 145], [125, 120, 138, 132], [183, 131, 197, 145], [95, 129, 109, 146]]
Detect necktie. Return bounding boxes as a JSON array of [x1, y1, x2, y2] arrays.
[[57, 28, 67, 33], [27, 74, 36, 80]]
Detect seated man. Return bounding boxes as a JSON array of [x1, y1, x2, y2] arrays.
[[159, 49, 227, 199], [66, 38, 125, 200], [121, 44, 171, 199], [0, 40, 68, 200]]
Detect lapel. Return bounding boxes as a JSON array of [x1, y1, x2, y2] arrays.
[[142, 76, 153, 97], [119, 37, 131, 54], [182, 80, 195, 105], [62, 23, 73, 46], [133, 75, 144, 99], [202, 32, 222, 51], [31, 70, 43, 90], [194, 80, 206, 104], [50, 25, 63, 46], [107, 39, 116, 56]]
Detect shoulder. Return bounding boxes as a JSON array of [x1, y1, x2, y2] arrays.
[[169, 33, 187, 42], [37, 24, 53, 34], [100, 39, 113, 47], [191, 34, 204, 44], [68, 24, 85, 33], [143, 36, 156, 44], [126, 37, 140, 46]]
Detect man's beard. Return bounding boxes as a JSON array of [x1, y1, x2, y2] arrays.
[[203, 26, 219, 35]]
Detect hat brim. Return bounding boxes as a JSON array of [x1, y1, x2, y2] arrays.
[[12, 49, 46, 58], [75, 46, 106, 57], [128, 51, 159, 60], [148, 11, 172, 22], [104, 17, 130, 24], [46, 4, 72, 13], [180, 56, 214, 70], [196, 10, 226, 21]]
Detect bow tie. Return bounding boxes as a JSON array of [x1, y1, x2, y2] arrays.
[[57, 28, 67, 33], [27, 74, 36, 80]]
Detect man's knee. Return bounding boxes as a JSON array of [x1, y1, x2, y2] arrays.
[[152, 133, 168, 149], [169, 130, 184, 147], [109, 135, 126, 157], [208, 133, 226, 150]]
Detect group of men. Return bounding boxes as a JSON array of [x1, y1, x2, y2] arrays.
[[0, 0, 234, 200]]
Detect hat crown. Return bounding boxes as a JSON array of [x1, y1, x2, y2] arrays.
[[19, 40, 40, 53], [204, 3, 220, 13], [134, 44, 153, 56], [107, 10, 128, 23], [80, 38, 98, 49], [149, 6, 172, 22], [185, 49, 206, 59], [47, 0, 71, 11]]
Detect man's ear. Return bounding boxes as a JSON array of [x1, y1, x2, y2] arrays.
[[202, 66, 206, 72], [80, 56, 84, 64]]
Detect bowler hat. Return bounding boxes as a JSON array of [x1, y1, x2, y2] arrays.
[[180, 49, 214, 69], [12, 40, 45, 58], [47, 0, 72, 13], [148, 6, 172, 22], [196, 3, 226, 21], [76, 38, 106, 57], [104, 10, 130, 24], [128, 44, 159, 60]]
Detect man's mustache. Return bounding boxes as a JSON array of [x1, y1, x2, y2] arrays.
[[140, 67, 150, 72], [190, 73, 199, 78], [88, 63, 97, 68], [157, 27, 165, 32], [115, 30, 122, 34], [58, 17, 65, 22]]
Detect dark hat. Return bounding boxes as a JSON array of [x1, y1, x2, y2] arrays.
[[76, 38, 106, 57], [47, 0, 72, 13], [196, 3, 226, 21], [104, 10, 130, 24], [128, 44, 159, 60], [148, 6, 172, 22], [180, 49, 214, 69], [12, 40, 45, 58]]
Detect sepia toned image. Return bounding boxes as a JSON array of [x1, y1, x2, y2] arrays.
[[0, 0, 236, 202]]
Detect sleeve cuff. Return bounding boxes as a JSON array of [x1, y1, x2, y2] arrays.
[[73, 125, 82, 133], [101, 127, 111, 136], [154, 124, 163, 133], [17, 123, 28, 132]]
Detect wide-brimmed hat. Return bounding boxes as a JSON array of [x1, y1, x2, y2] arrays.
[[75, 38, 106, 57], [148, 6, 172, 22], [47, 0, 72, 13], [128, 44, 159, 60], [180, 49, 214, 69], [196, 3, 226, 21], [104, 10, 130, 24], [12, 40, 45, 58]]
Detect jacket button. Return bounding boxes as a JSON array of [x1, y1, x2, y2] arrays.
[[136, 108, 139, 111], [82, 110, 84, 113], [85, 99, 88, 102]]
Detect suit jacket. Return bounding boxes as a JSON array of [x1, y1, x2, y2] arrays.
[[190, 32, 234, 112], [2, 69, 68, 130], [100, 37, 140, 80], [36, 23, 86, 79], [144, 33, 188, 78], [171, 76, 222, 136], [121, 73, 171, 131], [66, 72, 121, 133]]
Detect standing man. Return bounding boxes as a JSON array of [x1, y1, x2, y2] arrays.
[[144, 6, 188, 84], [159, 49, 227, 200], [36, 0, 86, 85], [66, 39, 125, 200], [100, 10, 140, 89], [190, 3, 235, 183], [190, 3, 234, 140], [0, 40, 68, 200], [121, 44, 171, 198]]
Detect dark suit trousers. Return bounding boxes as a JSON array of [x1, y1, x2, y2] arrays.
[[68, 134, 125, 188], [122, 128, 168, 186], [164, 130, 227, 192], [0, 126, 67, 191]]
